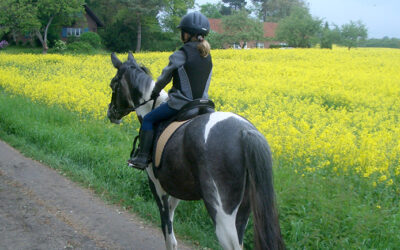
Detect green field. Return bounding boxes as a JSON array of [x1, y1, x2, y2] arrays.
[[1, 88, 399, 249]]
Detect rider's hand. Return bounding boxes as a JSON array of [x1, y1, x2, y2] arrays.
[[151, 89, 160, 100]]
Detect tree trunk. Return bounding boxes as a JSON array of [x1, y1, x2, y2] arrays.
[[135, 16, 141, 53], [36, 16, 54, 54]]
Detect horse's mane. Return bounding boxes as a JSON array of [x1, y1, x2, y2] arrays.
[[124, 61, 153, 94]]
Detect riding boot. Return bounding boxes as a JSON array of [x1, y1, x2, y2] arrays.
[[128, 130, 154, 170]]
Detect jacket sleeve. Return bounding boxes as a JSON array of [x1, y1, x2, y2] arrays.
[[153, 50, 186, 93]]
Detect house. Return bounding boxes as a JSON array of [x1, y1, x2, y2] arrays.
[[209, 18, 282, 49], [61, 4, 104, 40]]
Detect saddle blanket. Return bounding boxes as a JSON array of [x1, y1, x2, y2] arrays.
[[154, 120, 189, 168]]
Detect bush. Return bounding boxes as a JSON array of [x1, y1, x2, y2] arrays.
[[0, 40, 9, 50], [53, 40, 67, 52], [67, 41, 95, 53], [79, 32, 102, 49]]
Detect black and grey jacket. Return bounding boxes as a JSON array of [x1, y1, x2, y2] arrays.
[[153, 42, 212, 110]]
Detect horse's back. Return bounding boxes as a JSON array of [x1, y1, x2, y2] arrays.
[[155, 112, 256, 201]]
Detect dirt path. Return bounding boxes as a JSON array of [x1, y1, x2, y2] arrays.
[[0, 140, 193, 250]]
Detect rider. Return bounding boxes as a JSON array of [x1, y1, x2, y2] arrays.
[[128, 11, 213, 170]]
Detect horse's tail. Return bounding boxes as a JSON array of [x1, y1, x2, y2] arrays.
[[242, 129, 285, 250]]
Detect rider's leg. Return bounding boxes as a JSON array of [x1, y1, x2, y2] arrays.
[[128, 103, 178, 170]]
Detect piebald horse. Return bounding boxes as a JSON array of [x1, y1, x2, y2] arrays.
[[107, 52, 284, 250]]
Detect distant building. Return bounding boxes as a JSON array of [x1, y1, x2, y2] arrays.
[[61, 4, 104, 40], [209, 18, 283, 49]]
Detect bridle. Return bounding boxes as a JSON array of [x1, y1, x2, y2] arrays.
[[109, 65, 157, 118]]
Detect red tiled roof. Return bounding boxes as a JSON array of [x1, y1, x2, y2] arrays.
[[208, 18, 278, 38]]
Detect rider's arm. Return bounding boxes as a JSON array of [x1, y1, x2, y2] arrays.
[[153, 50, 186, 94]]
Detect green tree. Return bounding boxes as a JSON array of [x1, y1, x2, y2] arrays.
[[340, 20, 368, 50], [221, 9, 264, 48], [200, 3, 223, 18], [0, 0, 40, 43], [251, 0, 306, 22], [35, 0, 84, 53], [222, 0, 247, 11], [320, 22, 333, 49], [276, 6, 321, 48], [121, 0, 163, 52], [160, 0, 195, 33]]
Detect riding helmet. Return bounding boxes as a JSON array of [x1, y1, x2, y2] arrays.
[[177, 11, 210, 36]]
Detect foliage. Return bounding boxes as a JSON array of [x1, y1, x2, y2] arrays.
[[0, 40, 9, 49], [207, 31, 224, 49], [66, 41, 95, 53], [276, 6, 321, 48], [1, 48, 400, 249], [34, 0, 85, 53], [319, 22, 334, 49], [159, 0, 195, 33], [221, 10, 264, 48], [0, 0, 40, 42], [199, 3, 223, 18], [359, 37, 400, 49], [120, 0, 163, 52], [53, 40, 67, 51], [222, 0, 247, 10], [339, 20, 368, 50], [80, 32, 102, 49], [251, 0, 306, 22]]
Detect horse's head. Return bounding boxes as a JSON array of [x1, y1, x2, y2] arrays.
[[107, 52, 153, 124]]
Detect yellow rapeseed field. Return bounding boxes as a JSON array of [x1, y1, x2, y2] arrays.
[[1, 48, 399, 189]]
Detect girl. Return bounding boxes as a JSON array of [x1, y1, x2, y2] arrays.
[[129, 11, 213, 170]]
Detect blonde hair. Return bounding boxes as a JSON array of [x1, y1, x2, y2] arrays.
[[196, 35, 211, 58]]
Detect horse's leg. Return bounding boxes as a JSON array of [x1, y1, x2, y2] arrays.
[[235, 190, 251, 248], [147, 168, 180, 250], [202, 180, 242, 250]]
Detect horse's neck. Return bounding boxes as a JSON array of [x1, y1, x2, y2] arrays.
[[135, 81, 168, 119]]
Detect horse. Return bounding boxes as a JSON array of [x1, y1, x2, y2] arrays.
[[107, 52, 284, 250]]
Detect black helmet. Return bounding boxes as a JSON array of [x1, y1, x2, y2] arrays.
[[177, 11, 210, 36]]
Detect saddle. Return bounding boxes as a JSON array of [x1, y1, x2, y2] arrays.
[[131, 99, 215, 168]]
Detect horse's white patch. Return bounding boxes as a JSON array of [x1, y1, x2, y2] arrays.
[[136, 81, 168, 118], [212, 180, 241, 250], [204, 112, 248, 144], [146, 166, 167, 199]]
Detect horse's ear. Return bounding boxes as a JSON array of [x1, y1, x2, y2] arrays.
[[111, 53, 122, 69], [128, 52, 137, 64]]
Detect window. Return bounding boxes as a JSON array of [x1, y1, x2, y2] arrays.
[[66, 28, 83, 37], [233, 42, 247, 49], [256, 42, 265, 48]]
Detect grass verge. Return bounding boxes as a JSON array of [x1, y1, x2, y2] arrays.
[[0, 90, 399, 249]]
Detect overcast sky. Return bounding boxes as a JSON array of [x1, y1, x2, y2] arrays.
[[195, 0, 400, 38]]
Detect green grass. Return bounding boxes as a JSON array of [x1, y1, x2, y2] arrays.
[[0, 90, 399, 249]]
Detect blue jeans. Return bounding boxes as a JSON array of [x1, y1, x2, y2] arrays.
[[142, 102, 179, 131]]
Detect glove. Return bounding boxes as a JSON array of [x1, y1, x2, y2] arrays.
[[151, 89, 160, 100]]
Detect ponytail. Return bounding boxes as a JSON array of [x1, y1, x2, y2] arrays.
[[196, 35, 211, 58]]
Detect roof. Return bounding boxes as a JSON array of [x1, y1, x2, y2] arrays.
[[208, 18, 278, 38], [83, 4, 104, 28]]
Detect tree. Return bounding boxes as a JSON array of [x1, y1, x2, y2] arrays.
[[121, 0, 163, 52], [221, 10, 264, 48], [276, 6, 321, 48], [319, 22, 333, 49], [159, 0, 195, 33], [0, 0, 40, 43], [251, 0, 306, 22], [222, 0, 247, 11], [200, 3, 223, 18], [35, 0, 84, 53], [340, 20, 368, 50]]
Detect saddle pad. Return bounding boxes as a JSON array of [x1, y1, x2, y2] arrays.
[[155, 120, 189, 168]]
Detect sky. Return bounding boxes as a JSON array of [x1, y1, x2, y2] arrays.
[[195, 0, 400, 38]]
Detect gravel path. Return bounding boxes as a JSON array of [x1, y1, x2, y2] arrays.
[[0, 140, 193, 250]]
